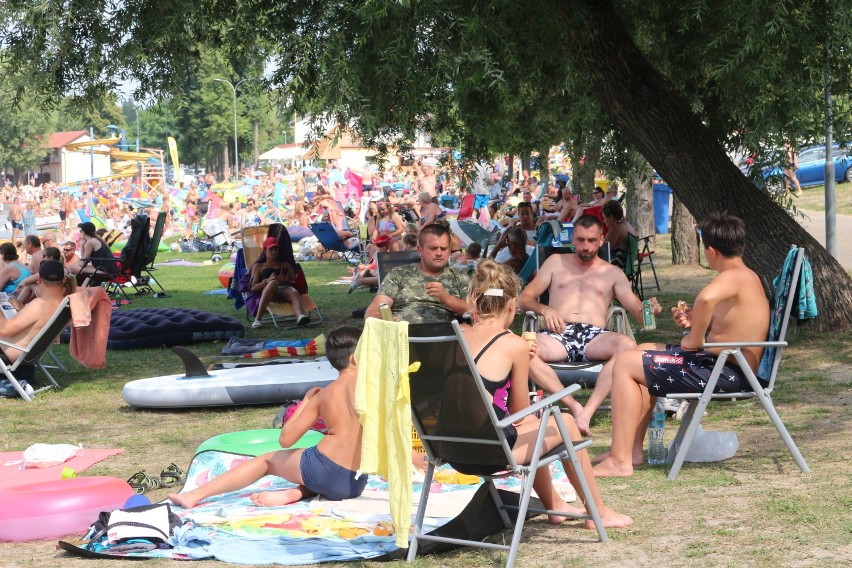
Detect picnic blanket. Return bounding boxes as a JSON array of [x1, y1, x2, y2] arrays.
[[59, 449, 579, 564], [0, 448, 123, 489], [221, 336, 325, 358]]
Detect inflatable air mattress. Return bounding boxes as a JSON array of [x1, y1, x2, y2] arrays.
[[123, 348, 336, 408]]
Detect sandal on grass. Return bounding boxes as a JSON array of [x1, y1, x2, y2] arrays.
[[159, 463, 184, 488], [127, 471, 161, 494]]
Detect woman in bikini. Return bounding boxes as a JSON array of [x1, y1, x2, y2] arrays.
[[373, 202, 404, 252], [248, 236, 309, 329], [461, 260, 632, 529]]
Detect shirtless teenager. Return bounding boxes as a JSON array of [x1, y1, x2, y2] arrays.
[[169, 326, 367, 508], [519, 215, 661, 436], [594, 212, 768, 477]]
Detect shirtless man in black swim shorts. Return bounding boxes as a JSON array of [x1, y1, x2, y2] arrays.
[[594, 212, 768, 477], [520, 215, 660, 436]]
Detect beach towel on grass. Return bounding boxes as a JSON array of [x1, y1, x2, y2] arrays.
[[58, 448, 580, 563]]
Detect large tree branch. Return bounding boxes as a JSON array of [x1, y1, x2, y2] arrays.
[[559, 0, 852, 331]]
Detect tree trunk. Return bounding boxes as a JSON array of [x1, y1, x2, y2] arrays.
[[539, 146, 550, 188], [567, 129, 601, 200], [507, 154, 514, 185], [253, 120, 260, 167], [671, 195, 698, 264], [560, 0, 852, 331], [625, 161, 654, 240]]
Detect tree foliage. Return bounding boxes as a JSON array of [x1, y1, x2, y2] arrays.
[[1, 0, 851, 328]]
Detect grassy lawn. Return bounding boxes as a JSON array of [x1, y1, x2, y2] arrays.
[[792, 178, 852, 216], [1, 238, 850, 567]]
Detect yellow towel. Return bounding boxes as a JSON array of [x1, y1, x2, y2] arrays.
[[354, 318, 412, 548]]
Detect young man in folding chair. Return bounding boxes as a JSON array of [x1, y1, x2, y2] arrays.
[[0, 261, 66, 397], [594, 212, 769, 477]]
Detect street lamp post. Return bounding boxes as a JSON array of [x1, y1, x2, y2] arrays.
[[214, 78, 248, 179], [134, 106, 141, 189]]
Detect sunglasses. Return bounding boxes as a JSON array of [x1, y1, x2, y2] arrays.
[[63, 248, 74, 252]]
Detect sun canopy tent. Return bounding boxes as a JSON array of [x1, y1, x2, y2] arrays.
[[258, 145, 305, 162]]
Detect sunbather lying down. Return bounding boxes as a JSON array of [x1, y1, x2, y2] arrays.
[[169, 326, 366, 508]]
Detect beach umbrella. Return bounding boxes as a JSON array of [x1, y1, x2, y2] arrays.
[[242, 177, 261, 186], [209, 182, 238, 192], [223, 189, 248, 203]]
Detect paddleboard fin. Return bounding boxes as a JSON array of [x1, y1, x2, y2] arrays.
[[172, 347, 212, 378]]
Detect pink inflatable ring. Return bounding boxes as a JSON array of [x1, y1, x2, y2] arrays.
[[0, 476, 134, 541]]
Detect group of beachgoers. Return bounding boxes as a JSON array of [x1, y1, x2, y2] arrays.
[[173, 206, 768, 548]]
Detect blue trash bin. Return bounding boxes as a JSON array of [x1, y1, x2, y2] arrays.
[[653, 183, 673, 234]]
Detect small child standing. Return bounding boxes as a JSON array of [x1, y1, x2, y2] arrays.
[[169, 326, 366, 508]]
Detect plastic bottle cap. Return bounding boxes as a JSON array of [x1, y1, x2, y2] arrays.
[[60, 466, 77, 479]]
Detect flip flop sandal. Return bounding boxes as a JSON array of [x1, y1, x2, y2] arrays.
[[127, 471, 161, 494], [159, 463, 184, 488]]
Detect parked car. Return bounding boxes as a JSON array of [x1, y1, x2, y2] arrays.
[[757, 143, 852, 191]]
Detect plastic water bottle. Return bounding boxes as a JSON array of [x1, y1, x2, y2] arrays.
[[647, 399, 666, 464]]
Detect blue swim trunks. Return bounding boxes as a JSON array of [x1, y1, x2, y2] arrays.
[[300, 446, 366, 500]]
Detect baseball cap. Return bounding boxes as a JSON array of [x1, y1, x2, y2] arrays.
[[39, 260, 65, 283], [78, 222, 97, 235], [263, 236, 280, 249]]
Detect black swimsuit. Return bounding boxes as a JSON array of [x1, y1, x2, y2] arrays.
[[473, 331, 517, 447]]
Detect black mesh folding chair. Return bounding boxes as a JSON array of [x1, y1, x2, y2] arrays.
[[406, 321, 607, 568]]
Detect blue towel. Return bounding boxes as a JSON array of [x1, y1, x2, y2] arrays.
[[758, 246, 817, 380]]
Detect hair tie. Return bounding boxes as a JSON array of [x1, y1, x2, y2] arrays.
[[483, 288, 504, 297]]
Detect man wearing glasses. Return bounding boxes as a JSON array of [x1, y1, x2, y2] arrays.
[[62, 242, 80, 266]]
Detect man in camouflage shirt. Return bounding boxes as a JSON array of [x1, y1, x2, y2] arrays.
[[365, 223, 470, 323]]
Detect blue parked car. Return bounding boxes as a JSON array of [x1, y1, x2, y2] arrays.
[[760, 143, 852, 190]]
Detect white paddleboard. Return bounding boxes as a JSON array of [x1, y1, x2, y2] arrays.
[[122, 358, 337, 408]]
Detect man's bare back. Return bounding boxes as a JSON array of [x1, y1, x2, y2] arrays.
[[309, 369, 362, 471], [680, 262, 769, 370], [1, 294, 62, 361]]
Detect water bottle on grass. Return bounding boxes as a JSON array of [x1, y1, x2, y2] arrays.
[[647, 399, 666, 464]]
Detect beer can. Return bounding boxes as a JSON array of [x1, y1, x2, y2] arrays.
[[379, 303, 393, 321], [642, 299, 656, 331]]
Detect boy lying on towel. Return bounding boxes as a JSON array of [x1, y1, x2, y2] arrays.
[[169, 326, 366, 508]]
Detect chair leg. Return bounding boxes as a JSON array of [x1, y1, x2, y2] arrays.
[[407, 461, 436, 563], [46, 348, 67, 372], [486, 481, 513, 529], [667, 354, 729, 480], [553, 411, 608, 542], [646, 254, 660, 291], [754, 392, 810, 473]]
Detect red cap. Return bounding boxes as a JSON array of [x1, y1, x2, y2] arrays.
[[263, 236, 280, 249]]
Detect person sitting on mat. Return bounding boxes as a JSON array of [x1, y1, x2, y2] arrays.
[[460, 260, 632, 528], [169, 325, 367, 508]]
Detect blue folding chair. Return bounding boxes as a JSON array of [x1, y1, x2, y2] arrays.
[[308, 222, 364, 262]]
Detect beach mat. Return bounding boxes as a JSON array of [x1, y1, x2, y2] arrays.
[[0, 448, 123, 489], [58, 448, 540, 564]]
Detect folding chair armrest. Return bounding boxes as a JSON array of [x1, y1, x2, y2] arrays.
[[0, 339, 28, 354], [497, 383, 582, 428], [702, 341, 787, 349]]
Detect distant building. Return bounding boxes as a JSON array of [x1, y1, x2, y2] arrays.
[[39, 131, 112, 184], [258, 116, 445, 170]]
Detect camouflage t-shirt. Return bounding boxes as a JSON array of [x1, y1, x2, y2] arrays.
[[379, 263, 471, 323]]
